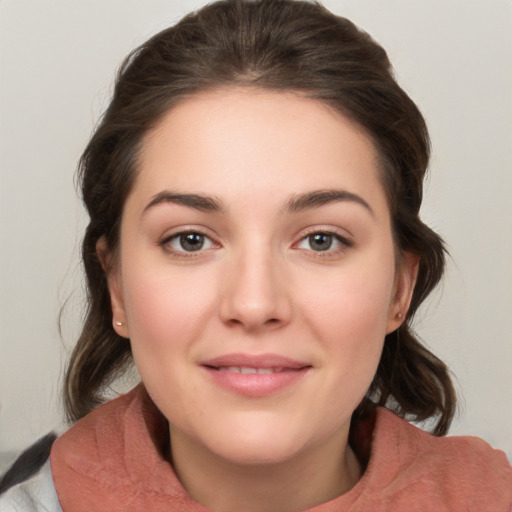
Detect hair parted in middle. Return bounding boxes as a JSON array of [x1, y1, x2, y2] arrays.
[[65, 0, 456, 435]]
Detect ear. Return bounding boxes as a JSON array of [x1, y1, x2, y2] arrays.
[[386, 251, 420, 334], [96, 236, 130, 339]]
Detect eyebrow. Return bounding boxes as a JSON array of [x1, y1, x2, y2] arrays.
[[284, 189, 374, 217], [143, 191, 226, 214], [142, 188, 374, 217]]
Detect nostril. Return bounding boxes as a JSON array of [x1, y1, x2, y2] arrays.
[[225, 317, 281, 330]]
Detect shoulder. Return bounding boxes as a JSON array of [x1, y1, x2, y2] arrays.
[[0, 459, 62, 512], [385, 410, 512, 479], [363, 408, 512, 510]]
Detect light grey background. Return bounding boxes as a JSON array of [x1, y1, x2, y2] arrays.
[[1, 0, 511, 459]]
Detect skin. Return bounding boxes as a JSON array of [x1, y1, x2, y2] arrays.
[[101, 88, 418, 512]]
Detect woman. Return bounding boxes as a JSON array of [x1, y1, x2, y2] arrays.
[[1, 0, 511, 510]]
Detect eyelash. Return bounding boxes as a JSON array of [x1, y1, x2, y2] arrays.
[[159, 229, 352, 258], [160, 230, 218, 258], [294, 229, 352, 257]]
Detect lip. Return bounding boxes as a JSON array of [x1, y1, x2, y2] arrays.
[[200, 353, 311, 397]]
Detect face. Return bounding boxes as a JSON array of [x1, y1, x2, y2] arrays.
[[106, 88, 416, 468]]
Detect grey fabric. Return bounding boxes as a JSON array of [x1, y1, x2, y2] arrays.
[[0, 433, 57, 494], [0, 460, 61, 511]]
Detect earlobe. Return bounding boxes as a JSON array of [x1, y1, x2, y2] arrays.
[[96, 237, 130, 339], [386, 252, 420, 334]]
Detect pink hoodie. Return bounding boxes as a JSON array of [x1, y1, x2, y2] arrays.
[[51, 386, 512, 511]]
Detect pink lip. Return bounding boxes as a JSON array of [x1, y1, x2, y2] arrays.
[[200, 353, 311, 397], [202, 353, 309, 369]]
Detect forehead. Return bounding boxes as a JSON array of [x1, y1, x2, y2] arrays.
[[131, 87, 387, 212]]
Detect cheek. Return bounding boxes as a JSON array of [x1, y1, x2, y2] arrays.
[[121, 264, 218, 359], [300, 257, 395, 342], [120, 264, 220, 427], [296, 253, 395, 395]]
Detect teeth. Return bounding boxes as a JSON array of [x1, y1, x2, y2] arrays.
[[218, 366, 284, 374]]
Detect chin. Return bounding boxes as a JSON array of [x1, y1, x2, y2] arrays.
[[199, 416, 312, 466], [214, 438, 305, 467]]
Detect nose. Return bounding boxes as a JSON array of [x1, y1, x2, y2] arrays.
[[219, 247, 292, 332]]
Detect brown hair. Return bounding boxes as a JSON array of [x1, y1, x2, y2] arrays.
[[65, 0, 456, 435]]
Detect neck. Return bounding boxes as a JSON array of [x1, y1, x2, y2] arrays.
[[168, 427, 361, 512]]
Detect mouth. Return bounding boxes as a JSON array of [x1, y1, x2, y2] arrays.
[[202, 353, 310, 370], [209, 366, 290, 374], [200, 354, 311, 397]]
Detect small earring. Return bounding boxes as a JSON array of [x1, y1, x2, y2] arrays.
[[397, 312, 403, 320], [115, 321, 123, 326]]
